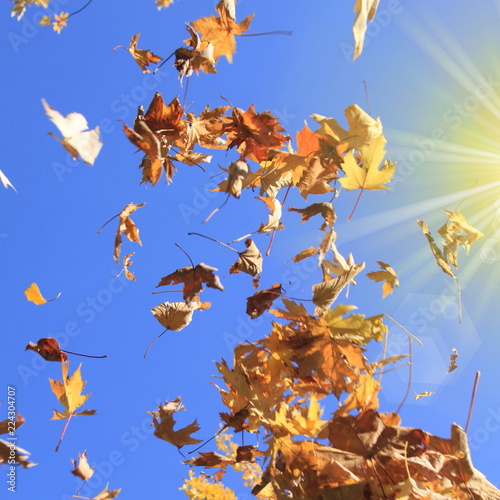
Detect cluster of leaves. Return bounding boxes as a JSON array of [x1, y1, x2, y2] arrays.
[[7, 0, 494, 499]]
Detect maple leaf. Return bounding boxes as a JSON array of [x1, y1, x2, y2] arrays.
[[113, 202, 145, 263], [42, 99, 103, 165], [25, 337, 68, 362], [52, 11, 68, 33], [352, 0, 380, 60], [71, 450, 94, 481], [288, 202, 335, 231], [438, 209, 484, 268], [190, 5, 254, 63], [229, 238, 263, 278], [225, 105, 291, 162], [149, 400, 202, 448], [246, 284, 282, 319], [143, 93, 186, 141], [157, 263, 224, 302], [123, 118, 163, 185], [115, 33, 162, 73], [49, 361, 96, 451], [151, 300, 211, 333], [24, 282, 61, 305], [312, 104, 383, 151], [366, 261, 399, 298], [91, 484, 122, 500], [338, 373, 380, 415], [175, 24, 217, 83], [0, 169, 16, 192], [312, 254, 365, 316], [339, 134, 395, 219], [185, 104, 229, 151]]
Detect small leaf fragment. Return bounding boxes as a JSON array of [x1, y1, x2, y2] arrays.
[[24, 283, 61, 305], [414, 391, 435, 400], [447, 348, 458, 374]]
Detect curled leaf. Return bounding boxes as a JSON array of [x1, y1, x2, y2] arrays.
[[25, 337, 68, 362], [229, 238, 262, 277], [113, 203, 145, 263], [114, 33, 162, 73], [71, 450, 94, 481], [246, 284, 283, 319]]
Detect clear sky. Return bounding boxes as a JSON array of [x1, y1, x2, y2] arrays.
[[1, 0, 500, 499]]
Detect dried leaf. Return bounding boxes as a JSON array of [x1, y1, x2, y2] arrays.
[[42, 99, 102, 165], [0, 440, 35, 468], [256, 196, 283, 234], [149, 400, 202, 448], [91, 484, 122, 500], [151, 301, 210, 331], [24, 282, 61, 305], [229, 238, 263, 277], [25, 337, 67, 362], [353, 0, 380, 60], [190, 6, 254, 62], [114, 202, 145, 263], [71, 450, 94, 481], [120, 253, 136, 281], [312, 255, 365, 316], [155, 0, 173, 9], [288, 202, 335, 231], [366, 261, 399, 298], [184, 451, 234, 468], [116, 33, 162, 73], [447, 348, 458, 374], [0, 169, 16, 192], [246, 284, 282, 319], [415, 391, 435, 400], [226, 160, 249, 198], [157, 263, 224, 302]]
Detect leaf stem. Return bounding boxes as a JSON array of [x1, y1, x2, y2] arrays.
[[68, 0, 95, 18], [384, 314, 422, 346], [96, 213, 119, 234], [61, 350, 107, 359], [239, 30, 293, 37], [396, 337, 413, 415], [465, 371, 481, 433], [187, 232, 239, 253], [55, 413, 73, 452], [346, 187, 365, 221], [144, 329, 168, 359], [175, 242, 194, 268]]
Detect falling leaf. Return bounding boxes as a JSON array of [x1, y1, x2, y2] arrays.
[[25, 337, 68, 362], [414, 391, 435, 400], [366, 261, 399, 298], [149, 399, 202, 448], [113, 202, 145, 263], [42, 99, 103, 165], [352, 0, 380, 60], [185, 104, 229, 151], [190, 5, 254, 62], [447, 348, 458, 374], [157, 263, 224, 302], [49, 361, 96, 451], [0, 169, 16, 192], [155, 0, 174, 9], [143, 93, 186, 140], [225, 105, 290, 162], [246, 284, 282, 319], [123, 118, 163, 185], [288, 202, 335, 231], [312, 104, 383, 151], [151, 300, 210, 332], [184, 451, 234, 468], [115, 33, 162, 73], [71, 450, 94, 481], [91, 484, 122, 500], [0, 440, 35, 468], [339, 134, 395, 218], [312, 254, 365, 316], [225, 160, 249, 198], [52, 11, 68, 33], [0, 414, 24, 435], [24, 282, 61, 305], [229, 239, 263, 277], [120, 253, 136, 281]]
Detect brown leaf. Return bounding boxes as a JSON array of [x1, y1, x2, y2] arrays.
[[114, 202, 145, 263], [157, 263, 224, 302], [144, 93, 186, 141], [229, 238, 263, 277], [312, 255, 365, 315], [288, 202, 335, 231], [71, 450, 94, 481], [0, 440, 35, 468], [447, 348, 458, 373], [235, 445, 265, 462], [151, 301, 211, 332], [414, 391, 435, 400], [117, 33, 162, 73], [0, 414, 25, 435], [91, 484, 122, 500], [246, 284, 282, 319], [25, 337, 68, 362], [185, 104, 229, 151], [184, 451, 234, 468], [149, 400, 202, 448]]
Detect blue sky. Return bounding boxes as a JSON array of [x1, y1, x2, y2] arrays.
[[1, 0, 500, 498]]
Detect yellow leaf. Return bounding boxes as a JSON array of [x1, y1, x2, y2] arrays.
[[92, 484, 122, 500], [353, 0, 380, 60], [155, 0, 174, 9], [366, 261, 399, 298], [115, 33, 162, 73], [24, 282, 61, 305]]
